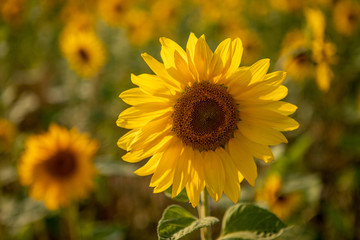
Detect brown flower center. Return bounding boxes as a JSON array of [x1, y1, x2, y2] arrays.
[[114, 3, 124, 13], [294, 52, 311, 66], [44, 150, 77, 179], [78, 48, 89, 63], [172, 81, 239, 151], [348, 11, 358, 23]]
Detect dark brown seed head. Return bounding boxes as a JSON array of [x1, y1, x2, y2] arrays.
[[172, 81, 239, 151]]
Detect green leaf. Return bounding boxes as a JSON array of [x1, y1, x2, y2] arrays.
[[219, 203, 288, 240], [157, 205, 219, 240], [164, 187, 190, 203]]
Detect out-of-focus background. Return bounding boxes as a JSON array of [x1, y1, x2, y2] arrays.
[[1, 0, 360, 239]]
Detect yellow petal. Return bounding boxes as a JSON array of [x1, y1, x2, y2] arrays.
[[116, 104, 171, 129], [125, 115, 172, 151], [151, 138, 183, 192], [141, 53, 182, 89], [235, 84, 288, 103], [227, 137, 257, 186], [186, 150, 205, 207], [248, 58, 270, 85], [224, 67, 252, 96], [194, 35, 213, 81], [44, 185, 61, 210], [240, 108, 299, 131], [238, 121, 288, 145], [210, 38, 232, 77], [203, 151, 225, 202], [134, 153, 162, 176], [186, 32, 198, 60], [235, 132, 274, 163], [172, 146, 192, 198], [160, 37, 188, 68], [216, 147, 241, 203], [117, 129, 139, 150], [141, 53, 170, 78], [262, 71, 287, 86], [120, 88, 169, 105], [165, 51, 195, 86], [227, 38, 243, 76], [187, 50, 199, 81], [122, 135, 174, 163], [240, 101, 298, 116], [131, 73, 177, 97]]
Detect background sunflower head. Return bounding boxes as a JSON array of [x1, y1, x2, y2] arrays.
[[18, 124, 99, 210]]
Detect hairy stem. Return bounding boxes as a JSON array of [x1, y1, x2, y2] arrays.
[[197, 188, 211, 240]]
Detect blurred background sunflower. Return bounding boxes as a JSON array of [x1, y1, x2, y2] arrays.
[[18, 124, 99, 210]]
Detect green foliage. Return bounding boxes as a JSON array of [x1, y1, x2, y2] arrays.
[[219, 204, 288, 240], [157, 205, 219, 240], [164, 187, 190, 203]]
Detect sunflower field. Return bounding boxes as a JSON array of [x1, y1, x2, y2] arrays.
[[1, 0, 360, 239]]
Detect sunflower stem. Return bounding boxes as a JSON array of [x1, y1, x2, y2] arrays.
[[66, 203, 80, 240], [198, 188, 211, 240]]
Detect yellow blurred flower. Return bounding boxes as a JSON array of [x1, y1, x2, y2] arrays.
[[306, 8, 337, 91], [60, 1, 97, 24], [1, 0, 25, 25], [98, 0, 129, 27], [312, 0, 336, 7], [150, 0, 179, 35], [195, 0, 243, 23], [18, 124, 99, 210], [124, 8, 154, 46], [61, 10, 96, 34], [269, 0, 305, 12], [60, 31, 106, 78], [279, 30, 313, 80], [312, 40, 337, 91], [0, 118, 16, 152], [117, 33, 299, 207], [281, 30, 308, 56], [333, 0, 360, 36], [256, 173, 302, 220], [249, 0, 270, 17], [305, 8, 325, 40]]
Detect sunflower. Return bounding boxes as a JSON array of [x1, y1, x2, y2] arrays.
[[312, 40, 336, 91], [61, 10, 96, 34], [60, 31, 106, 78], [124, 8, 154, 46], [1, 0, 25, 25], [150, 0, 179, 35], [18, 124, 99, 210], [195, 0, 244, 23], [256, 174, 302, 220], [117, 33, 299, 207], [306, 8, 337, 91], [333, 0, 360, 36], [279, 30, 313, 80], [98, 0, 130, 27], [269, 0, 305, 12]]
